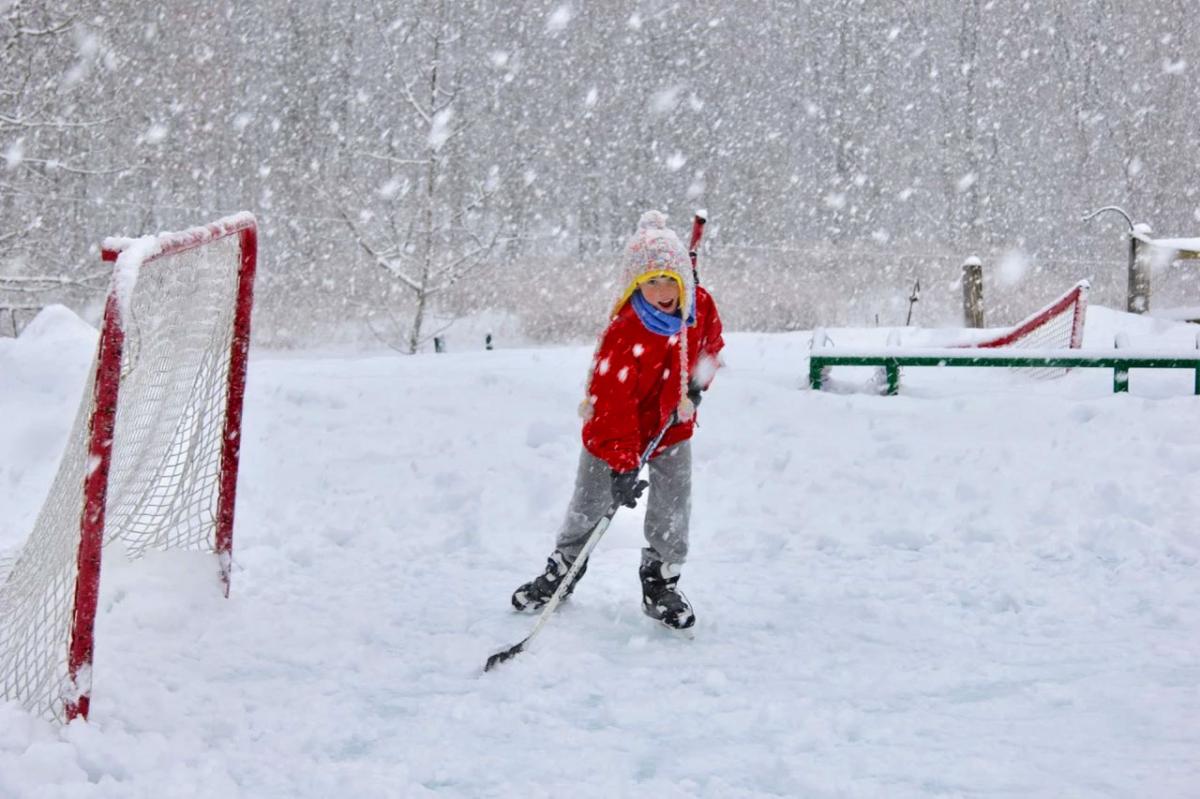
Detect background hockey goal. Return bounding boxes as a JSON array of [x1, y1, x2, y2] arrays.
[[0, 213, 257, 722], [961, 279, 1089, 350], [957, 279, 1089, 378]]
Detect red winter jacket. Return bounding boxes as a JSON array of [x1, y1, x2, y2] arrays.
[[582, 286, 724, 472]]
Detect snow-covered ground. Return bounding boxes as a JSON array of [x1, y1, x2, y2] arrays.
[[2, 306, 1199, 798]]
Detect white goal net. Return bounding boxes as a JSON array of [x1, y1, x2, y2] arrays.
[[0, 213, 257, 722]]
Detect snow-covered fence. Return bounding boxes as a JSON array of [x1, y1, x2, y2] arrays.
[[809, 348, 1200, 396], [1, 305, 42, 337]]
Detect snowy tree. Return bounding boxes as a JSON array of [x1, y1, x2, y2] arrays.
[[0, 2, 113, 332], [1, 0, 1197, 341], [333, 0, 512, 353]]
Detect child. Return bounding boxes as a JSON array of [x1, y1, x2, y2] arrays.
[[511, 210, 724, 629]]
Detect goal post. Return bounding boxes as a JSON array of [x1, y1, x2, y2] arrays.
[[0, 212, 257, 723]]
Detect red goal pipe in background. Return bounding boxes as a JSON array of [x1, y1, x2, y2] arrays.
[[967, 280, 1090, 350]]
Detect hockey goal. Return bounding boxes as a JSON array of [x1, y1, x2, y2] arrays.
[[956, 280, 1089, 377], [0, 212, 257, 722], [961, 279, 1089, 350]]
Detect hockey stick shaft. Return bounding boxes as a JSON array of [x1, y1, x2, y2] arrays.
[[484, 415, 677, 672], [688, 210, 707, 286]]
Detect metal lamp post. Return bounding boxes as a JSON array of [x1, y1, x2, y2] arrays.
[[1083, 205, 1148, 314]]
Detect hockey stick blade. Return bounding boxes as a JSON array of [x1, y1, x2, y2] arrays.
[[484, 636, 529, 671]]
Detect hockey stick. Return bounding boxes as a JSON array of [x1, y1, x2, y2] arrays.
[[484, 415, 677, 672], [905, 278, 920, 326], [688, 209, 707, 286]]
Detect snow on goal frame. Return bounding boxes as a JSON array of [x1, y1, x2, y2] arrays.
[[0, 212, 257, 723]]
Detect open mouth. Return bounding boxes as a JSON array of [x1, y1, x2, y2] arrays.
[[657, 300, 677, 311]]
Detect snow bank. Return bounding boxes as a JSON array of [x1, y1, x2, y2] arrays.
[[10, 304, 96, 347], [0, 306, 96, 551], [1083, 305, 1199, 349]]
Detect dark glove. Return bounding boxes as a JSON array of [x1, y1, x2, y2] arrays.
[[610, 469, 648, 508], [687, 380, 704, 409]]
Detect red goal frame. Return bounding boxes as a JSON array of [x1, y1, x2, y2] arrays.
[[63, 214, 257, 721]]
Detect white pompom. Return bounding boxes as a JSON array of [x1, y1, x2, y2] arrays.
[[638, 210, 667, 230]]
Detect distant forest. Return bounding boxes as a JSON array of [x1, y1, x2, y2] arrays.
[[3, 0, 1198, 346]]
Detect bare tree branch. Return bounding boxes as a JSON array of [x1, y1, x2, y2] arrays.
[[14, 21, 73, 37], [14, 157, 129, 176], [356, 151, 431, 168], [333, 204, 424, 293], [400, 77, 432, 125], [0, 113, 115, 129], [0, 271, 108, 292], [428, 235, 517, 296]]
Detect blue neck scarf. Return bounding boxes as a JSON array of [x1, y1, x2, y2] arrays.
[[631, 290, 695, 336]]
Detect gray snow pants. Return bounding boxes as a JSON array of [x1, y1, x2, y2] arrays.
[[555, 441, 691, 567]]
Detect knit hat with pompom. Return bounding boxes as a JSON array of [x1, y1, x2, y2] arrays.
[[580, 210, 696, 424]]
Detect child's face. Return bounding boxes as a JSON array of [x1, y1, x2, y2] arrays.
[[641, 277, 679, 314]]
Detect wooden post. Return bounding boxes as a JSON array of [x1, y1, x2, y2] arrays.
[[1128, 232, 1150, 313], [962, 256, 984, 328]]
